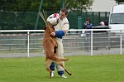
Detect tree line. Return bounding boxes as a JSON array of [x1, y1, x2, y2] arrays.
[[0, 0, 123, 12], [0, 0, 93, 11], [0, 0, 123, 30], [0, 0, 93, 30]]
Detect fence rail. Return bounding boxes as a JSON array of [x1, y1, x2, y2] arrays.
[[0, 29, 124, 58]]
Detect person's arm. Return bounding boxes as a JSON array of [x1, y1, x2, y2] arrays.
[[89, 23, 92, 28], [51, 30, 65, 39], [55, 30, 65, 38], [85, 23, 92, 29], [50, 22, 69, 39], [50, 18, 69, 38], [83, 23, 86, 29], [61, 18, 69, 34]]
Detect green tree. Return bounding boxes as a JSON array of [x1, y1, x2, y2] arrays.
[[64, 0, 93, 11], [16, 0, 32, 11], [42, 0, 60, 11], [114, 0, 124, 3], [0, 0, 93, 11], [0, 0, 18, 11], [0, 0, 93, 30], [0, 0, 60, 11]]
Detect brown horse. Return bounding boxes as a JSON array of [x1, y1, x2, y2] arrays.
[[42, 22, 72, 78]]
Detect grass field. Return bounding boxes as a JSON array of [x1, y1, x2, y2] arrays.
[[0, 55, 124, 82]]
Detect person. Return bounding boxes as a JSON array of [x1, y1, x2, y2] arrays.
[[104, 20, 108, 26], [83, 18, 92, 51], [99, 20, 105, 26], [46, 8, 69, 78]]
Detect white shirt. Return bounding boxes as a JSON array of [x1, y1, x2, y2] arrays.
[[47, 13, 69, 32]]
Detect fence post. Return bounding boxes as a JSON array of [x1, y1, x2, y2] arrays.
[[91, 30, 93, 56], [120, 30, 122, 54], [34, 0, 43, 30], [92, 12, 94, 25], [27, 31, 30, 57], [99, 12, 101, 22]]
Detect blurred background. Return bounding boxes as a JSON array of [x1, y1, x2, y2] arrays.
[[0, 0, 122, 30]]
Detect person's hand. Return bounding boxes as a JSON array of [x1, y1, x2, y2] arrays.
[[50, 32, 55, 37], [86, 21, 89, 25]]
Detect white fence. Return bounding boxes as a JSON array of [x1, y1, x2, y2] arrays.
[[0, 29, 124, 58]]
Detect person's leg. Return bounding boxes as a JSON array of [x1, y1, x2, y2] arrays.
[[56, 38, 67, 78], [50, 62, 55, 71], [50, 62, 55, 77]]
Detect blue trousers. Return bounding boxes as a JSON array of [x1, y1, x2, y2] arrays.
[[50, 62, 64, 75]]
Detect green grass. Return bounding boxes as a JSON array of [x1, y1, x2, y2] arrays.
[[0, 55, 124, 82]]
